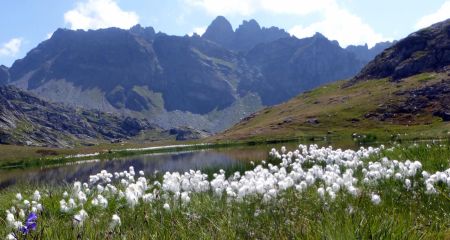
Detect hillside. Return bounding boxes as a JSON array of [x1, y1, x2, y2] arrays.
[[351, 19, 450, 82], [214, 19, 450, 142], [3, 17, 390, 133], [0, 85, 166, 147]]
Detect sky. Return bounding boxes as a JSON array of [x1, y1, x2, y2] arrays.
[[1, 0, 449, 67]]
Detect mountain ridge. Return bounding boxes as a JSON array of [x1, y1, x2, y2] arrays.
[[3, 16, 392, 133]]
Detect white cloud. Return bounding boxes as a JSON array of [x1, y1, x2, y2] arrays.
[[185, 0, 256, 16], [64, 0, 139, 30], [185, 0, 388, 47], [46, 32, 54, 39], [260, 0, 335, 16], [415, 1, 450, 29], [0, 38, 23, 57], [289, 6, 387, 48], [189, 27, 207, 36]]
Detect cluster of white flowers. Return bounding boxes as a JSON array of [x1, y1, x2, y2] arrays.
[[5, 144, 450, 239], [424, 169, 450, 194]]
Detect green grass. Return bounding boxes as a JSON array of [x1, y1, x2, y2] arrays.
[[1, 143, 449, 239], [214, 72, 450, 142]]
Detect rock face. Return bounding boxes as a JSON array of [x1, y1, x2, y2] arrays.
[[6, 16, 390, 133], [202, 16, 290, 51], [151, 34, 252, 114], [365, 78, 450, 123], [168, 127, 210, 141], [0, 65, 8, 85], [352, 19, 450, 82], [346, 41, 394, 62], [202, 16, 235, 49], [241, 33, 365, 105], [0, 85, 159, 147]]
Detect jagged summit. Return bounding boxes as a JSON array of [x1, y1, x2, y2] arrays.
[[202, 16, 234, 48], [202, 16, 290, 51], [312, 32, 327, 39], [129, 24, 157, 41]]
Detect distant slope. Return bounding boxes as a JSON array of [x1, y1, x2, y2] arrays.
[[214, 19, 450, 141], [0, 86, 163, 147], [214, 72, 450, 141]]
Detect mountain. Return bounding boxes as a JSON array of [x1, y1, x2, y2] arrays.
[[214, 19, 450, 142], [202, 16, 290, 51], [240, 33, 365, 105], [0, 65, 8, 85], [346, 41, 394, 62], [0, 85, 163, 147], [201, 16, 235, 49], [6, 17, 391, 133], [351, 19, 450, 83]]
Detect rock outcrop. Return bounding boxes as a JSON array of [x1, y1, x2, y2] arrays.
[[351, 19, 450, 83]]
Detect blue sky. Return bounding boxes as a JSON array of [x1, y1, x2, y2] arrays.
[[1, 0, 449, 66]]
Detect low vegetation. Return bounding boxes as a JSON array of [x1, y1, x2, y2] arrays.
[[1, 143, 449, 239], [215, 72, 450, 142]]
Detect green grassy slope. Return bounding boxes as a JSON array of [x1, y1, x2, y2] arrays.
[[213, 72, 450, 142]]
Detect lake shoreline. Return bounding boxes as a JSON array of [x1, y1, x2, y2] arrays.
[[0, 134, 448, 170]]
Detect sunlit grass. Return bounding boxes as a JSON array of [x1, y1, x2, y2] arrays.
[[1, 143, 449, 239]]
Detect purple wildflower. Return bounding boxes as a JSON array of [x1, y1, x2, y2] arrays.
[[20, 212, 37, 234]]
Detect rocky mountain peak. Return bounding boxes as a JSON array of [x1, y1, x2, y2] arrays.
[[312, 32, 327, 39], [129, 24, 156, 41], [202, 16, 234, 47], [236, 19, 261, 33], [202, 16, 290, 51]]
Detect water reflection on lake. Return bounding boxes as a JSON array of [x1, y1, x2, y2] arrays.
[[0, 141, 366, 189]]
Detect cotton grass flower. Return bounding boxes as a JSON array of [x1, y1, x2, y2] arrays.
[[73, 209, 88, 226], [15, 193, 23, 201], [110, 214, 121, 229], [163, 203, 171, 211], [5, 233, 16, 240], [371, 193, 381, 205]]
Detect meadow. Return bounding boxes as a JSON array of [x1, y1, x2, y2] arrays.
[[1, 143, 449, 239]]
